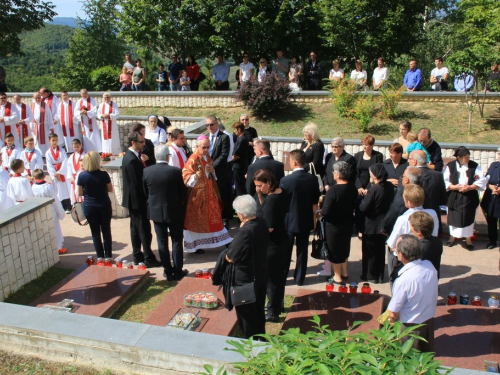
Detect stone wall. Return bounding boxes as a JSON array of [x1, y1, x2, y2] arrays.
[[0, 198, 59, 301]]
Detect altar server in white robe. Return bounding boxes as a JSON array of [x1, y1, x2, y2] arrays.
[[32, 169, 65, 251], [75, 89, 101, 153], [57, 91, 81, 150], [0, 188, 14, 211], [30, 92, 54, 155], [66, 138, 85, 205], [1, 132, 21, 174], [40, 87, 65, 149], [45, 133, 71, 212], [0, 92, 19, 147], [6, 159, 34, 204], [0, 152, 10, 191], [97, 92, 121, 155], [14, 94, 33, 149], [19, 136, 43, 181]]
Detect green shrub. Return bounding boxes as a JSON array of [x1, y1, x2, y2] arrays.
[[235, 72, 293, 117], [379, 84, 404, 119], [200, 59, 215, 91], [329, 79, 359, 118], [353, 95, 376, 132], [201, 316, 451, 375], [90, 66, 120, 91]]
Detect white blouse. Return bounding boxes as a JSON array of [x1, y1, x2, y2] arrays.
[[145, 126, 167, 146]]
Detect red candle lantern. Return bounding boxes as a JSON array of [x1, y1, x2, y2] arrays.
[[195, 269, 202, 278], [127, 262, 134, 269], [202, 268, 209, 279], [104, 258, 112, 267], [86, 256, 95, 266], [447, 292, 457, 305], [471, 296, 482, 306], [115, 258, 123, 268], [326, 279, 334, 292], [137, 262, 146, 271], [96, 257, 104, 266], [338, 283, 348, 293], [361, 283, 371, 294], [349, 282, 358, 294], [209, 269, 214, 279]]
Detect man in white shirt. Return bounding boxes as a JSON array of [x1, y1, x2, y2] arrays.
[[0, 92, 19, 147], [168, 129, 188, 169], [239, 53, 254, 84], [14, 94, 33, 149], [372, 57, 388, 91], [74, 89, 101, 153], [430, 57, 449, 91], [388, 234, 438, 352]]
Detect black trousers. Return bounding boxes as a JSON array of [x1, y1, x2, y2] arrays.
[[85, 204, 112, 258], [217, 178, 233, 221], [487, 215, 499, 243], [215, 81, 229, 90], [285, 231, 310, 285], [401, 318, 435, 353], [362, 233, 386, 280], [153, 221, 183, 276], [235, 283, 266, 339], [267, 242, 286, 316], [233, 168, 247, 197], [129, 206, 155, 263]]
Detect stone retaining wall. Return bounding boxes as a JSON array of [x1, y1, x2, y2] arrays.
[[0, 198, 59, 301]]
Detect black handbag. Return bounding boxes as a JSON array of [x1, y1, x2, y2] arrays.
[[311, 219, 329, 260], [230, 282, 256, 306]]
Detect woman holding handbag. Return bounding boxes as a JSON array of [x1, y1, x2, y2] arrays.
[[225, 195, 269, 339], [300, 122, 325, 180]]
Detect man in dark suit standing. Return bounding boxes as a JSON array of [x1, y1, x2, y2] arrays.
[[143, 145, 187, 280], [122, 132, 161, 267], [207, 114, 232, 228], [246, 139, 284, 196], [132, 122, 156, 167], [280, 149, 320, 285]]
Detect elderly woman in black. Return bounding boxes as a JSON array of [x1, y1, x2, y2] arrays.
[[226, 195, 269, 339], [253, 169, 288, 322], [318, 161, 358, 281], [359, 164, 394, 283], [444, 146, 488, 250], [481, 147, 500, 249], [323, 137, 356, 190]]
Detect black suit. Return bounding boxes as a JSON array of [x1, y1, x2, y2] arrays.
[[425, 140, 444, 172], [280, 169, 320, 285], [121, 149, 156, 264], [305, 60, 323, 90], [209, 130, 232, 220], [418, 166, 447, 234], [143, 162, 187, 278], [246, 156, 285, 196]]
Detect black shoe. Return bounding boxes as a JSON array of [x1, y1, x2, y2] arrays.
[[195, 249, 205, 254], [360, 276, 368, 282], [487, 242, 497, 249], [265, 313, 279, 323], [145, 259, 162, 268], [446, 241, 456, 247], [174, 269, 189, 280], [466, 243, 474, 251], [163, 271, 174, 281]]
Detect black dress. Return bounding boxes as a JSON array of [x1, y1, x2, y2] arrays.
[[301, 140, 325, 178], [227, 217, 269, 339], [480, 161, 500, 243], [320, 183, 358, 263], [259, 192, 288, 316], [232, 135, 249, 196]]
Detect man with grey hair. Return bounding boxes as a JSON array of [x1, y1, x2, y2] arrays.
[[245, 138, 284, 196], [323, 137, 356, 190], [143, 144, 187, 280], [408, 150, 447, 234], [417, 128, 443, 171], [388, 234, 438, 353]]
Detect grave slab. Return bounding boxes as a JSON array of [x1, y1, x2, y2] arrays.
[[282, 289, 384, 334], [144, 277, 238, 336], [32, 265, 150, 318], [434, 305, 500, 372]]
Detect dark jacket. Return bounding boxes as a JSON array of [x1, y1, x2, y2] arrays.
[[323, 151, 356, 187], [142, 162, 186, 223], [212, 248, 234, 310], [421, 236, 443, 278], [381, 191, 407, 236], [481, 161, 500, 218], [418, 166, 447, 217], [209, 130, 230, 183], [383, 158, 408, 182], [121, 149, 146, 210], [280, 169, 320, 233], [354, 150, 384, 189], [142, 138, 157, 167], [246, 156, 285, 196], [301, 140, 326, 178], [359, 181, 394, 234], [425, 140, 444, 172], [305, 60, 322, 89]]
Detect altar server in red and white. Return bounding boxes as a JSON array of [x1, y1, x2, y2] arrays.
[[97, 92, 121, 155], [40, 87, 64, 149], [0, 92, 19, 147], [168, 128, 188, 169], [0, 152, 10, 192], [66, 138, 84, 205], [1, 133, 21, 174], [32, 169, 66, 251], [75, 89, 101, 153], [14, 94, 33, 149], [57, 91, 81, 150], [19, 136, 43, 182], [30, 92, 54, 155], [6, 159, 34, 204], [46, 133, 71, 212]]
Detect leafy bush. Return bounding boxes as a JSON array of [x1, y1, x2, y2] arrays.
[[200, 59, 215, 91], [379, 84, 404, 119], [353, 95, 377, 132], [329, 79, 359, 118], [201, 317, 451, 375], [235, 72, 293, 117], [90, 66, 120, 91]]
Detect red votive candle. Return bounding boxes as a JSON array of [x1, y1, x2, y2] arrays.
[[96, 257, 104, 266], [115, 258, 123, 268], [349, 282, 358, 294], [86, 256, 95, 266], [361, 283, 371, 294], [138, 262, 146, 271]]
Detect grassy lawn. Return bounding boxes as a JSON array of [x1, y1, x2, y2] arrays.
[[121, 101, 500, 144]]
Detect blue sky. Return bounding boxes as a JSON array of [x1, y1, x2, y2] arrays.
[[50, 0, 85, 18]]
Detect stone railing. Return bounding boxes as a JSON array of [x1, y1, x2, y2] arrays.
[[102, 158, 128, 218], [0, 198, 59, 301], [10, 91, 500, 109]]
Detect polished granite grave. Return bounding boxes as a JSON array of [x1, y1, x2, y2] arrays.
[[281, 289, 384, 334], [144, 277, 238, 336], [434, 305, 500, 371], [32, 265, 150, 318]]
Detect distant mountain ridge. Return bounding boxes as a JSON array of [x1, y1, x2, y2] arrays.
[[48, 17, 78, 28]]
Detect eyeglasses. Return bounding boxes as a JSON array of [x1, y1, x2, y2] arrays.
[[201, 146, 209, 149], [241, 118, 249, 121], [167, 132, 172, 135], [206, 123, 216, 127], [0, 96, 7, 99], [259, 61, 265, 64], [135, 140, 145, 144]]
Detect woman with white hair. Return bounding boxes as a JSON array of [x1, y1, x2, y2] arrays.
[[226, 194, 269, 339], [145, 115, 167, 146], [97, 92, 121, 154], [300, 122, 325, 178]]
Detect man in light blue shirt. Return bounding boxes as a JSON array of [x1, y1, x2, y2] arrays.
[[403, 60, 422, 91], [213, 54, 230, 91], [454, 72, 474, 92]]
